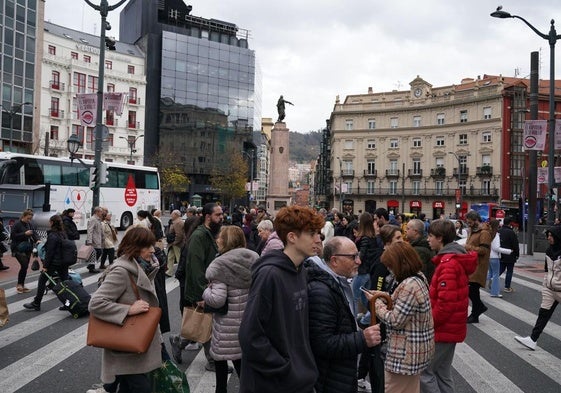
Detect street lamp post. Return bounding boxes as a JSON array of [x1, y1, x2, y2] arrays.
[[449, 152, 469, 218], [337, 157, 343, 212], [242, 150, 255, 207], [1, 102, 32, 151], [84, 0, 127, 212], [491, 7, 560, 225], [119, 134, 144, 163]]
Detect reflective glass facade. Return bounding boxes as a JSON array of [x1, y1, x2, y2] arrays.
[[158, 30, 261, 199], [161, 30, 258, 130], [0, 0, 36, 150]]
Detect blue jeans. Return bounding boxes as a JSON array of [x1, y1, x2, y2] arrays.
[[352, 274, 370, 314], [488, 258, 501, 296]]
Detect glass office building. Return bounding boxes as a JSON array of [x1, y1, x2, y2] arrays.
[[0, 0, 39, 152], [120, 0, 260, 205]]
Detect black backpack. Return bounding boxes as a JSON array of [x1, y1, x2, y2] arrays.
[[60, 238, 78, 266]]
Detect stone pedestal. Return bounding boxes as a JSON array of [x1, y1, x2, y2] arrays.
[[266, 122, 291, 217]]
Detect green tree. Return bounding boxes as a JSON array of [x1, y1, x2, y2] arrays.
[[152, 147, 190, 207], [210, 150, 248, 211]]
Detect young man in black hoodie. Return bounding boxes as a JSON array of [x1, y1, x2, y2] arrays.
[[239, 206, 324, 393]]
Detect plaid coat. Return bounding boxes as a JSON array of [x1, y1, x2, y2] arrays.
[[375, 274, 434, 375]]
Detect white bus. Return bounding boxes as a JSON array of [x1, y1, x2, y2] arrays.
[[0, 153, 160, 230]]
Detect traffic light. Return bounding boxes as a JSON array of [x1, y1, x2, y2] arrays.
[[99, 162, 109, 184], [89, 166, 99, 189]]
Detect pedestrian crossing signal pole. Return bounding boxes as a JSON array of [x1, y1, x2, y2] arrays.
[[84, 0, 127, 213]]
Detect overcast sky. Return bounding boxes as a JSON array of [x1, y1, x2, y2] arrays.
[[45, 0, 561, 133]]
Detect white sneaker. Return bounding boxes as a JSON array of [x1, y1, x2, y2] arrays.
[[515, 335, 537, 350], [86, 385, 108, 393], [185, 342, 202, 351], [357, 378, 372, 392]]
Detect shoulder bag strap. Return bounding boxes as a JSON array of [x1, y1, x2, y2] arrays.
[[128, 273, 141, 300]]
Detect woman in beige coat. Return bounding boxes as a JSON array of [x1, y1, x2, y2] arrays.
[[203, 226, 259, 393], [89, 226, 162, 393]]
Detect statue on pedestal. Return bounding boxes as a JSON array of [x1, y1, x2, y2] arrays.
[[276, 95, 294, 122]]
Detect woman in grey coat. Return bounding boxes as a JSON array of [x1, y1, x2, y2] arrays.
[[89, 226, 162, 393], [203, 225, 259, 393]]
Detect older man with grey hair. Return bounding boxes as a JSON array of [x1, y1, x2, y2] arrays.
[[305, 236, 381, 393], [406, 218, 435, 283]]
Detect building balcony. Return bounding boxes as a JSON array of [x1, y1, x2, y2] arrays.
[[368, 188, 456, 197], [363, 169, 378, 178], [430, 167, 446, 178], [341, 169, 354, 178], [385, 169, 400, 178], [105, 117, 118, 127], [50, 80, 65, 92], [407, 169, 423, 178], [128, 121, 140, 129], [476, 165, 493, 176], [467, 187, 499, 197], [49, 108, 64, 119], [129, 97, 141, 106], [453, 168, 469, 177]]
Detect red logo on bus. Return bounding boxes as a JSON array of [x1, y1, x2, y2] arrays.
[[124, 174, 137, 207]]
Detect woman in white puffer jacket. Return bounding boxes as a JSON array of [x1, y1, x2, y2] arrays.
[[203, 226, 259, 393], [487, 219, 512, 297]]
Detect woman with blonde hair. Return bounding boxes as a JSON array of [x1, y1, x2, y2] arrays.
[[203, 225, 259, 393]]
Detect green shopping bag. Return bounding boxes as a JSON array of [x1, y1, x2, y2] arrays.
[[150, 360, 190, 393]]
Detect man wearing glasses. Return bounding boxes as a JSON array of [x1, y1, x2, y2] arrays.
[[306, 236, 381, 393]]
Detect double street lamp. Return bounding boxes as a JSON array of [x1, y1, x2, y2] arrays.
[[84, 0, 127, 212], [1, 102, 32, 151], [119, 134, 144, 163], [491, 7, 560, 225]]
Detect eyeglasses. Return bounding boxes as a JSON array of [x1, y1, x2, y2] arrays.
[[334, 253, 360, 260]]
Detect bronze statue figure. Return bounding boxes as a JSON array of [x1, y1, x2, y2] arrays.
[[276, 95, 294, 122]]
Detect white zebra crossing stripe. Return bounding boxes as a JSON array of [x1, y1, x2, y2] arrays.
[[471, 313, 561, 382], [0, 278, 181, 393], [453, 342, 525, 393]]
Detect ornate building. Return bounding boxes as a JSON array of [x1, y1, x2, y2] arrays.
[[323, 74, 561, 219]]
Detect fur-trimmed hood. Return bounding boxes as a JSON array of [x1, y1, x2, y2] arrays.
[[205, 247, 259, 288]]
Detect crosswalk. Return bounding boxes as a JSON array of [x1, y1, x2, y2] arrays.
[[1, 261, 560, 392]]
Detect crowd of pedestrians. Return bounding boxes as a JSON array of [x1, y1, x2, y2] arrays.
[[9, 200, 561, 393]]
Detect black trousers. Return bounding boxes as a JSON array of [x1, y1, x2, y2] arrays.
[[469, 282, 486, 315], [531, 302, 559, 341], [35, 267, 69, 305], [215, 359, 241, 393], [100, 247, 115, 266], [110, 373, 151, 393], [15, 251, 31, 285]]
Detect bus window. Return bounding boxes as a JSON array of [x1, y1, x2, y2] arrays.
[[78, 167, 90, 187], [145, 172, 158, 190], [25, 160, 44, 185], [105, 168, 119, 188], [62, 165, 79, 186], [135, 171, 145, 188], [42, 163, 62, 185]]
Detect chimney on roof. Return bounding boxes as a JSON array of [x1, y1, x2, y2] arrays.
[[368, 87, 373, 94]]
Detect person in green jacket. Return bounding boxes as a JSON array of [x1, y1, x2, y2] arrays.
[[180, 203, 223, 370]]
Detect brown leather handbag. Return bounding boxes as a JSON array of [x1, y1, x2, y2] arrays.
[[87, 273, 162, 353]]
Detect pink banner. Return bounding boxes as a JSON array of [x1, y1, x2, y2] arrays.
[[103, 93, 124, 116], [76, 94, 98, 127], [523, 120, 547, 150]]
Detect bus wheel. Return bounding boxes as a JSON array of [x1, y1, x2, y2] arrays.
[[120, 212, 133, 230]]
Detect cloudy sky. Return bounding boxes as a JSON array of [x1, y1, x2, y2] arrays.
[[45, 0, 561, 133]]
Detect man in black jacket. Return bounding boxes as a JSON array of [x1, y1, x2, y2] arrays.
[[306, 236, 381, 393], [499, 216, 520, 293], [61, 209, 80, 240], [239, 206, 324, 393]]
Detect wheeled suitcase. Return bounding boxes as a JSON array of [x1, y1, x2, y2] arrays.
[[43, 272, 90, 318]]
